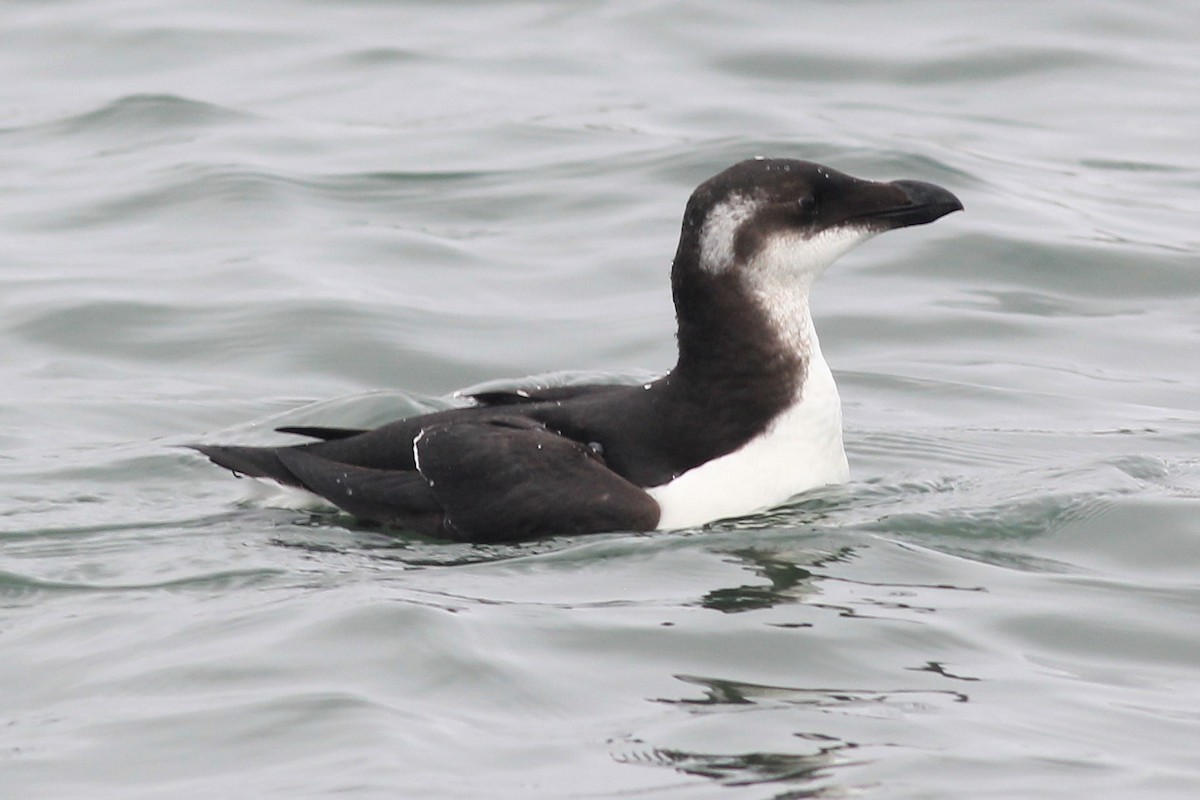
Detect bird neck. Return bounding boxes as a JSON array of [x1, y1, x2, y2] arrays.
[[666, 259, 812, 427]]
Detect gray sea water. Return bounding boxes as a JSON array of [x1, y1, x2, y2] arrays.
[[3, 1, 1199, 798]]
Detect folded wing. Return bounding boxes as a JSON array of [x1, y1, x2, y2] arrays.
[[415, 417, 659, 542], [194, 414, 660, 542]]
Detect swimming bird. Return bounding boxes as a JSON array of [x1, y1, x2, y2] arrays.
[[195, 158, 961, 541]]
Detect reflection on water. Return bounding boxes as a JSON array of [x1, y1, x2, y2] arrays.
[[701, 545, 852, 613], [666, 674, 971, 710], [618, 542, 983, 796], [701, 554, 815, 613], [621, 674, 971, 795], [613, 734, 852, 798]]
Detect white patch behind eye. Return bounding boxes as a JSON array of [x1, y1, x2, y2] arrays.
[[700, 193, 879, 280], [698, 194, 760, 274]]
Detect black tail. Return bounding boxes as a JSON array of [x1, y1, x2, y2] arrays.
[[189, 444, 305, 488]]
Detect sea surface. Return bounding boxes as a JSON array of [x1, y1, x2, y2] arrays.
[[2, 1, 1198, 798]]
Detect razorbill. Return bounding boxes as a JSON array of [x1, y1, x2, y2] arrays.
[[195, 158, 962, 541]]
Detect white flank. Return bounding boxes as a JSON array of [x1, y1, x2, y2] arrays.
[[241, 478, 332, 511]]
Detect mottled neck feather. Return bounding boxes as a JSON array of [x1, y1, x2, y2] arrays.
[[667, 242, 808, 439]]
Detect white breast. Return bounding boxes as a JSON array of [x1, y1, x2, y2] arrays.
[[647, 216, 869, 530], [646, 343, 849, 530]]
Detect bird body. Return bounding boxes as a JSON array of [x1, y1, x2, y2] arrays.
[[195, 158, 962, 541]]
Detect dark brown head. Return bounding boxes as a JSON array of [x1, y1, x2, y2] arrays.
[[668, 158, 962, 388], [674, 158, 962, 284]]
